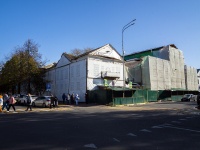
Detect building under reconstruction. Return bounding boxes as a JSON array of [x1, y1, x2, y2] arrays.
[[116, 44, 198, 105], [44, 44, 198, 105]]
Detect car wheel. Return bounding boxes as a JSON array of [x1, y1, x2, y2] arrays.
[[42, 103, 46, 108], [32, 102, 35, 107]]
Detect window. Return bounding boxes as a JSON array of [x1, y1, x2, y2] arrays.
[[77, 82, 80, 90], [65, 69, 68, 79], [71, 66, 74, 78], [93, 64, 99, 77], [77, 64, 80, 77], [61, 70, 63, 80], [101, 66, 104, 72], [56, 70, 59, 80], [71, 82, 74, 90], [116, 67, 120, 73]]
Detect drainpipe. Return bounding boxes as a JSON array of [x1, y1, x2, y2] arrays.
[[54, 68, 56, 97], [86, 57, 88, 103], [69, 64, 71, 94]]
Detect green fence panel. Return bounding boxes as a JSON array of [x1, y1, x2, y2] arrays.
[[125, 97, 134, 105], [89, 88, 198, 106], [88, 90, 113, 104], [171, 95, 182, 101], [147, 90, 158, 102], [158, 90, 171, 101], [114, 97, 123, 105]]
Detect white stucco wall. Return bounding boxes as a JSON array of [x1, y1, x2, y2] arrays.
[[87, 57, 123, 90], [45, 44, 123, 102], [45, 60, 87, 102]]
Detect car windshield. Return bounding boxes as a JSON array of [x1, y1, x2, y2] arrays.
[[45, 96, 51, 98], [183, 94, 191, 98]]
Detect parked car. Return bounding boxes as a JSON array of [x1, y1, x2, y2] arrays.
[[16, 94, 27, 104], [181, 94, 195, 102], [32, 96, 51, 107], [197, 93, 200, 105], [17, 94, 38, 105]]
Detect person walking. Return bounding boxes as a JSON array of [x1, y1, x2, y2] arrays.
[[85, 92, 88, 104], [75, 94, 80, 105], [54, 95, 58, 107], [0, 95, 3, 112], [67, 93, 71, 105], [7, 94, 17, 112], [50, 94, 57, 108], [71, 93, 75, 105], [25, 93, 33, 111], [2, 93, 9, 111], [62, 93, 66, 104]]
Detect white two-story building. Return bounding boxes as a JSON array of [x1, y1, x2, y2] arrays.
[[45, 44, 124, 102]]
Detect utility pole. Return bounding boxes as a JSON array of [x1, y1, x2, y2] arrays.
[[122, 19, 136, 97]]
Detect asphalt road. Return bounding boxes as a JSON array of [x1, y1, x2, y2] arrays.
[[0, 101, 200, 150]]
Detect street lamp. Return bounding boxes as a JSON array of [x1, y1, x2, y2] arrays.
[[122, 19, 136, 97]]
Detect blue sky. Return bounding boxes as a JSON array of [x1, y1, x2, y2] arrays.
[[0, 0, 199, 68]]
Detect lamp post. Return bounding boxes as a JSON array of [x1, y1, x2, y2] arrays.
[[122, 19, 136, 97]]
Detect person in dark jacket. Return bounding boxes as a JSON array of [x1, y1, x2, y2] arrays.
[[25, 93, 33, 111], [50, 95, 58, 108], [62, 93, 66, 104]]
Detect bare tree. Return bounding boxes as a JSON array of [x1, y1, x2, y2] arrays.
[[70, 47, 93, 56]]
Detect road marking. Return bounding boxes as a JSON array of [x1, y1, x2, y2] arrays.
[[191, 112, 200, 115], [186, 117, 194, 119], [162, 123, 172, 126], [171, 121, 181, 123], [152, 126, 163, 129], [127, 133, 137, 136], [140, 129, 151, 132], [113, 138, 120, 142], [179, 119, 187, 121], [84, 143, 97, 149], [161, 125, 200, 133]]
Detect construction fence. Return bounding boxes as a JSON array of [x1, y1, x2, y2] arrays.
[[88, 88, 198, 106]]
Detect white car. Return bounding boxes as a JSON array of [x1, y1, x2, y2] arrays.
[[18, 95, 38, 105], [32, 96, 51, 107], [17, 95, 27, 104], [181, 94, 195, 102]]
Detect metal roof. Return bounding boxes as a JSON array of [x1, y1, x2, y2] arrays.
[[125, 44, 177, 57]]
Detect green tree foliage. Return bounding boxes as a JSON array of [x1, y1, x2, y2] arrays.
[[0, 39, 47, 94]]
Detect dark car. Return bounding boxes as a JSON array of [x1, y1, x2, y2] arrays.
[[181, 94, 194, 102]]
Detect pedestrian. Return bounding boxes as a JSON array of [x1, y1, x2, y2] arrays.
[[2, 93, 9, 111], [67, 93, 71, 105], [85, 92, 88, 104], [50, 94, 58, 108], [62, 93, 66, 104], [75, 94, 80, 105], [50, 95, 55, 109], [7, 94, 17, 112], [71, 93, 75, 105], [54, 96, 58, 107], [25, 93, 33, 111], [0, 95, 3, 112]]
